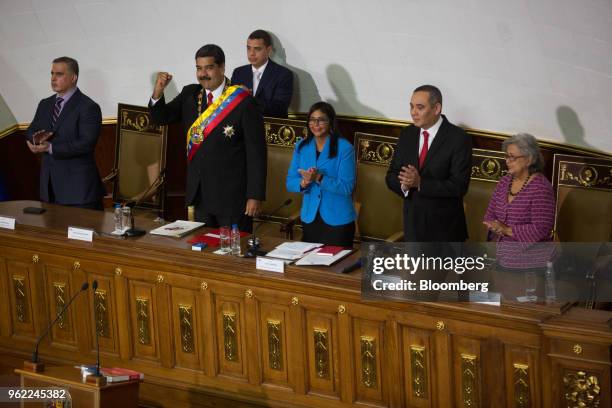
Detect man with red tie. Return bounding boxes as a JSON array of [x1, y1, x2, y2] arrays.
[[149, 44, 266, 232], [386, 85, 472, 242]]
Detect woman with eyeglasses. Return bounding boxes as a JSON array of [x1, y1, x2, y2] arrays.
[[483, 133, 555, 273], [286, 102, 356, 247]]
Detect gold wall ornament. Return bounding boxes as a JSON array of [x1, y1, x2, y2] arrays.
[[53, 283, 67, 329], [179, 304, 194, 353], [200, 281, 208, 291], [436, 321, 445, 331], [267, 320, 283, 370], [461, 353, 479, 408], [337, 304, 346, 314], [263, 119, 305, 147], [360, 336, 377, 388], [223, 312, 238, 361], [470, 149, 508, 182], [245, 289, 253, 299], [410, 345, 428, 399], [563, 370, 600, 407], [358, 137, 396, 166], [13, 275, 27, 323], [291, 296, 299, 306], [72, 261, 80, 270], [94, 289, 110, 338], [513, 363, 529, 408], [120, 109, 163, 133], [32, 254, 39, 263], [114, 267, 122, 276], [558, 161, 612, 190], [156, 274, 164, 284], [136, 297, 150, 345], [573, 344, 583, 355], [314, 328, 330, 379]]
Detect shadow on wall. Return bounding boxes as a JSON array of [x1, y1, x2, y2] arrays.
[[556, 105, 594, 150], [149, 72, 179, 102], [269, 33, 321, 113], [325, 64, 383, 118]]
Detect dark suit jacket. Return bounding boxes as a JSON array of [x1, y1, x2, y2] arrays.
[[26, 88, 105, 205], [385, 116, 472, 242], [230, 59, 293, 118], [149, 83, 267, 216]]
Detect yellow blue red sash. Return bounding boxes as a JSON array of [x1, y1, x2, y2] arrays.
[[186, 85, 249, 162]]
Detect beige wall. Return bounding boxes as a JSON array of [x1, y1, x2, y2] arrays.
[[0, 93, 16, 133]]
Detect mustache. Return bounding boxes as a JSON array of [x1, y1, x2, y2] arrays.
[[198, 76, 211, 81]]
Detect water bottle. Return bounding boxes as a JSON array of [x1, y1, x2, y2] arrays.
[[524, 269, 537, 302], [113, 203, 123, 232], [230, 224, 241, 256], [545, 261, 557, 304], [121, 206, 132, 232]]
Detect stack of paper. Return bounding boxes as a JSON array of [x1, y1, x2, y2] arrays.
[[295, 247, 353, 266], [149, 220, 205, 237], [265, 242, 323, 260]]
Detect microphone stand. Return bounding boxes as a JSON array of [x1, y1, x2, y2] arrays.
[[86, 280, 107, 386], [123, 169, 166, 237], [245, 198, 293, 258], [24, 282, 89, 372]]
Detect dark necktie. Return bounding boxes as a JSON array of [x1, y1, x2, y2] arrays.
[[207, 92, 213, 106], [419, 130, 429, 168], [52, 97, 64, 126]]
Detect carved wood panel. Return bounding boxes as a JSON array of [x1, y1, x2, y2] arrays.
[[453, 336, 482, 408], [305, 310, 339, 398], [3, 256, 37, 338], [352, 318, 385, 405], [128, 281, 160, 362], [214, 295, 247, 379], [402, 326, 434, 408], [171, 286, 201, 370], [259, 303, 290, 388], [88, 275, 119, 357], [44, 266, 77, 346]]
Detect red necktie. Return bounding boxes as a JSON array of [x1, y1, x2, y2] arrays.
[[419, 130, 429, 168], [207, 92, 213, 106]]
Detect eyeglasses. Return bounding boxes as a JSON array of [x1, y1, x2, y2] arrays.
[[504, 154, 525, 162], [307, 118, 329, 125]]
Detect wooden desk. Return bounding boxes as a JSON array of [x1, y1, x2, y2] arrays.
[[15, 366, 139, 408], [0, 201, 610, 408]]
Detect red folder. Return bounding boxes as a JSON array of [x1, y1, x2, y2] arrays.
[[317, 246, 346, 256]]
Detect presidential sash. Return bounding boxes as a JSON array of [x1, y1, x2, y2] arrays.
[[186, 85, 249, 162]]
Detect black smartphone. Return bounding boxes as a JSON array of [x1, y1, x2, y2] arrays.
[[23, 207, 46, 214]]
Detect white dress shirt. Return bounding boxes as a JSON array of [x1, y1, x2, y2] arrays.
[[252, 60, 268, 95]]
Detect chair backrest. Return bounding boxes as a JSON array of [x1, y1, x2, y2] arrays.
[[465, 149, 508, 242], [552, 154, 612, 242], [113, 104, 167, 212], [354, 132, 403, 241], [260, 117, 305, 221]]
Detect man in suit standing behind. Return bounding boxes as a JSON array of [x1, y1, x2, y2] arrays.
[[26, 56, 105, 210], [149, 44, 267, 232], [386, 85, 472, 242], [231, 29, 293, 118]]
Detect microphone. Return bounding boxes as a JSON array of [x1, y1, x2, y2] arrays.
[[341, 259, 362, 274], [124, 169, 166, 237], [245, 198, 293, 258], [28, 281, 89, 371], [92, 280, 101, 377]]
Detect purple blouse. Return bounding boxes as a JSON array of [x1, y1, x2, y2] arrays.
[[484, 173, 556, 268]]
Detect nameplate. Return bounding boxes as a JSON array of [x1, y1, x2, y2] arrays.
[[0, 216, 16, 230], [67, 226, 94, 242], [256, 257, 285, 273]]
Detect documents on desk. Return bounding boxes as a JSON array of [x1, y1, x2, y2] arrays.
[[295, 247, 353, 266], [265, 241, 323, 260], [149, 220, 205, 237]]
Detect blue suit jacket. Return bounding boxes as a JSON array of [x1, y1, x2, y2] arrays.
[[286, 136, 356, 226], [231, 59, 293, 118], [26, 88, 105, 205]]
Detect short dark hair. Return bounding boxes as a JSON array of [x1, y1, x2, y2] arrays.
[[298, 101, 340, 159], [413, 84, 442, 107], [195, 44, 225, 65], [52, 56, 79, 77], [248, 29, 272, 47]]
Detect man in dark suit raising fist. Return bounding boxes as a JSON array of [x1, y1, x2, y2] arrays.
[[231, 29, 293, 118], [386, 85, 472, 242], [149, 44, 267, 232]]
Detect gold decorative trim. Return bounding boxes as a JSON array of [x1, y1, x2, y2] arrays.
[[337, 304, 346, 314], [94, 289, 110, 338], [156, 274, 164, 283], [179, 304, 194, 353], [114, 267, 122, 276], [563, 370, 600, 407], [136, 297, 150, 345], [436, 321, 445, 331], [461, 353, 479, 408], [314, 328, 330, 379], [356, 134, 396, 167], [72, 261, 80, 270], [0, 123, 18, 140], [557, 161, 612, 191], [223, 312, 238, 362], [53, 283, 67, 329], [200, 281, 208, 291], [360, 336, 377, 388], [13, 275, 27, 323], [267, 320, 283, 370], [245, 289, 253, 299], [32, 254, 39, 263], [291, 296, 299, 306], [573, 344, 583, 355], [471, 149, 507, 182], [513, 363, 529, 408], [119, 109, 164, 134], [410, 345, 428, 399]]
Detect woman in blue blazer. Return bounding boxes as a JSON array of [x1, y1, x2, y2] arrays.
[[286, 102, 356, 247]]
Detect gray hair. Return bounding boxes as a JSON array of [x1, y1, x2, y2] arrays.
[[502, 133, 545, 174]]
